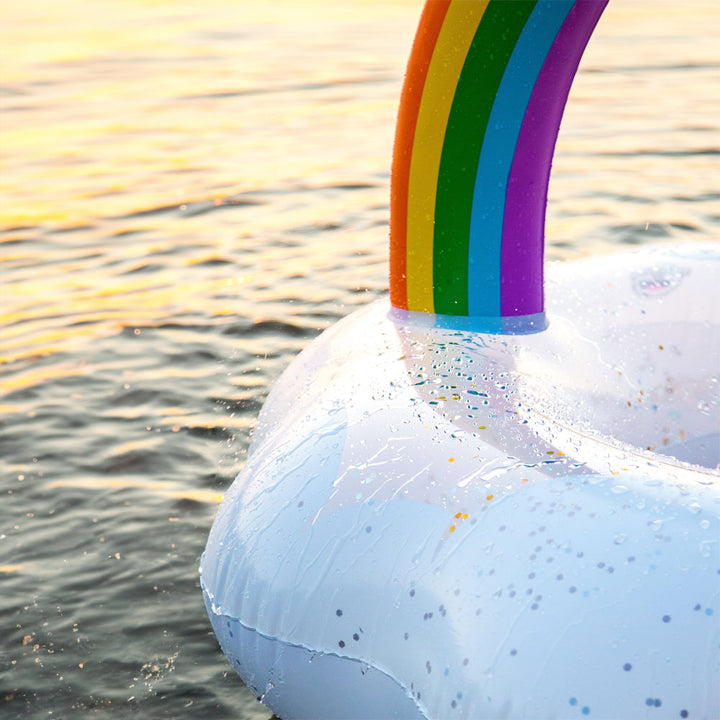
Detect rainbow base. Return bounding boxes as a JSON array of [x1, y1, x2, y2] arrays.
[[202, 243, 719, 720]]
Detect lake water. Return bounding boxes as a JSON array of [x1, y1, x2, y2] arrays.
[[1, 1, 718, 718]]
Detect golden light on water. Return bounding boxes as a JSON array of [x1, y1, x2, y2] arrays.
[[1, 1, 408, 385], [45, 477, 224, 504], [0, 278, 229, 366], [1, 0, 411, 226]]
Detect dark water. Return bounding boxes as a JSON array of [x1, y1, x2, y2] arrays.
[[1, 1, 718, 718]]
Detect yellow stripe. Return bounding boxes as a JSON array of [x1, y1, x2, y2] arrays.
[[406, 0, 488, 312]]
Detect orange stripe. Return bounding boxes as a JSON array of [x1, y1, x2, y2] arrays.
[[389, 0, 451, 309]]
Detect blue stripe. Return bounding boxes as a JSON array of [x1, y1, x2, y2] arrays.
[[467, 0, 574, 316]]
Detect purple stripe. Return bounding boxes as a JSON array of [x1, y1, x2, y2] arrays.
[[500, 0, 608, 317]]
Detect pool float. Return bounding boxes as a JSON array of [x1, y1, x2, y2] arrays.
[[201, 2, 720, 718]]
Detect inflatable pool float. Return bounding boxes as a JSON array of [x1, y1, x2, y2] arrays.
[[201, 2, 719, 718]]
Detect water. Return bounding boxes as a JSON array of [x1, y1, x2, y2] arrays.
[[1, 1, 718, 718]]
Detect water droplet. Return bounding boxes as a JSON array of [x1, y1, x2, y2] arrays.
[[614, 534, 627, 545]]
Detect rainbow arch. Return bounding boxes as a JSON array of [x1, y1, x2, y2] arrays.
[[389, 0, 608, 331]]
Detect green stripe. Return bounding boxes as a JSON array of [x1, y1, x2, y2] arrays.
[[433, 0, 536, 316]]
